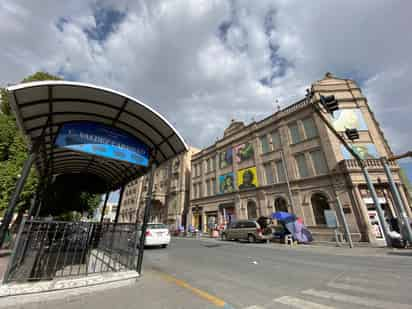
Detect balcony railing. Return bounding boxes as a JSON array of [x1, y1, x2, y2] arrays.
[[339, 159, 398, 170], [281, 98, 309, 114]]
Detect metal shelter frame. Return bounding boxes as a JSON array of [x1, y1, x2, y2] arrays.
[[0, 81, 188, 277]]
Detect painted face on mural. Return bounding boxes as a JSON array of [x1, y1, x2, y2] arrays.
[[239, 170, 256, 189], [235, 143, 254, 162], [223, 175, 234, 192], [220, 148, 233, 168], [219, 174, 235, 194]]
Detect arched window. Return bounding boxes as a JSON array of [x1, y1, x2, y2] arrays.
[[274, 197, 288, 212], [247, 201, 258, 219], [311, 193, 330, 225]]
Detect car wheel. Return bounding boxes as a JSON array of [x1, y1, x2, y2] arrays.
[[248, 234, 256, 243], [221, 233, 227, 241], [161, 244, 168, 248]]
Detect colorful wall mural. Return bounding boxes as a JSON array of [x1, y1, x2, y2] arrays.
[[332, 109, 368, 132], [234, 142, 254, 163], [341, 144, 380, 160], [219, 148, 233, 168], [237, 166, 258, 190], [219, 172, 235, 194]]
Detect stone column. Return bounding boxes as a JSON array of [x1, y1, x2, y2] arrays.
[[353, 185, 377, 244]]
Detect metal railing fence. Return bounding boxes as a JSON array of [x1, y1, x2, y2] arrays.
[[3, 219, 140, 283]]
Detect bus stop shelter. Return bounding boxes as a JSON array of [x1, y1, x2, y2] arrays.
[[0, 81, 187, 283]]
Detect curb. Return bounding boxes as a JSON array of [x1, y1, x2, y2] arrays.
[[0, 270, 139, 298], [173, 236, 412, 258]]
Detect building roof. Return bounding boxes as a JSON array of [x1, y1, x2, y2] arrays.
[[7, 81, 188, 191]]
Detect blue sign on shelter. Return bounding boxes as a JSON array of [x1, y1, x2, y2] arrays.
[[55, 122, 149, 166]]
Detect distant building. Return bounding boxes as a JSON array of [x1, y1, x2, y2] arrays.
[[188, 73, 412, 244], [119, 147, 199, 229], [95, 201, 118, 222]]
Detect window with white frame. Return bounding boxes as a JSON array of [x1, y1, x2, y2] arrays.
[[275, 160, 286, 183], [260, 135, 270, 154], [302, 117, 318, 139], [310, 149, 328, 175], [289, 122, 301, 144], [199, 183, 203, 198], [211, 178, 216, 195], [271, 130, 282, 149], [295, 153, 309, 178], [193, 184, 197, 199], [263, 162, 274, 185]]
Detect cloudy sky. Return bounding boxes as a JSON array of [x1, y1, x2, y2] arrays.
[[1, 0, 411, 158]]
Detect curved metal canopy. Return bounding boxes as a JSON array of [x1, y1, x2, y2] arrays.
[[7, 81, 188, 191]]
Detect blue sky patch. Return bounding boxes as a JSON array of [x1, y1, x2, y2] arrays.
[[56, 17, 69, 32], [84, 6, 126, 42]]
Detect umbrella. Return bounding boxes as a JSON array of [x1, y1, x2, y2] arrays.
[[272, 211, 295, 221]]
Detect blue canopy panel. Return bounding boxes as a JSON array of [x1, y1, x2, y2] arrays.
[[7, 81, 188, 191]]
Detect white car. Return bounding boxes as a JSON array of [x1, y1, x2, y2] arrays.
[[141, 223, 171, 248]]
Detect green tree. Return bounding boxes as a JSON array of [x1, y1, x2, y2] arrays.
[[1, 71, 103, 223]]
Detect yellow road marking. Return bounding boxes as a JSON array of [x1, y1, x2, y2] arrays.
[[154, 270, 227, 307]]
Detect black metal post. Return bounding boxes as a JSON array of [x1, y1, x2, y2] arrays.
[[136, 163, 157, 274], [100, 193, 110, 223], [114, 186, 125, 224], [28, 180, 44, 219], [0, 152, 37, 249]]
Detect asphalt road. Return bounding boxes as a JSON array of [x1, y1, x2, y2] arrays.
[[5, 237, 412, 309], [144, 237, 412, 308]]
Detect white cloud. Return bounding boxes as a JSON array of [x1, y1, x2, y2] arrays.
[[0, 0, 411, 154]]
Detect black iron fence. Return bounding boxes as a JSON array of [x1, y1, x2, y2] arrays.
[[3, 219, 140, 283]]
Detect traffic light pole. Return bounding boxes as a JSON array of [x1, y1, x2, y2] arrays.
[[308, 91, 392, 247], [381, 157, 412, 244], [336, 196, 354, 248]]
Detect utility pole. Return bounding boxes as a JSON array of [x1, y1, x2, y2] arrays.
[[307, 89, 392, 247]]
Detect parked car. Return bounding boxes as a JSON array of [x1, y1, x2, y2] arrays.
[[138, 223, 171, 248], [221, 220, 271, 243]]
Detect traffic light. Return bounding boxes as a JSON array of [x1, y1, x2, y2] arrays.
[[320, 95, 339, 114], [345, 128, 359, 141]]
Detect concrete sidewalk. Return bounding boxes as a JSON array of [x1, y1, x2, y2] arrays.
[[1, 269, 222, 309], [0, 250, 11, 282]]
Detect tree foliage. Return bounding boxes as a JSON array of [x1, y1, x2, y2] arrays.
[[0, 73, 59, 217], [1, 71, 102, 221]]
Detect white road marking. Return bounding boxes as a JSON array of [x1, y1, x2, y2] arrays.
[[302, 289, 412, 309], [243, 306, 265, 309], [327, 281, 388, 295], [273, 296, 335, 309], [341, 276, 389, 286]]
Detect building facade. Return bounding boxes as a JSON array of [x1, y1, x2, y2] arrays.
[[188, 73, 412, 244], [95, 202, 118, 222], [119, 147, 199, 229]]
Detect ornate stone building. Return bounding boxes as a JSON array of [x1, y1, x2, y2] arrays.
[[119, 147, 199, 229], [188, 73, 411, 244]]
